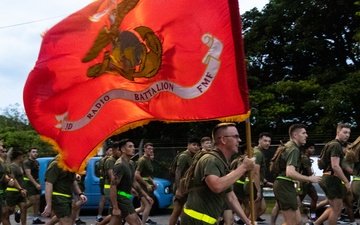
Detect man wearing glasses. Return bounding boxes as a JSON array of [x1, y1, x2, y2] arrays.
[[181, 123, 255, 225]]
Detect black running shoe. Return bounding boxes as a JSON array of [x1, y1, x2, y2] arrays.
[[146, 219, 157, 225], [75, 218, 86, 224], [32, 218, 46, 224], [14, 210, 20, 223]]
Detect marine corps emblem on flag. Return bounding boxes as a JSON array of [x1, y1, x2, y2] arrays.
[[82, 0, 162, 81]]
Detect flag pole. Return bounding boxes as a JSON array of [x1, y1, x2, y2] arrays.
[[245, 118, 255, 225]]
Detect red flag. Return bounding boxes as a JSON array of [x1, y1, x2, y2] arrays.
[[23, 0, 250, 172]]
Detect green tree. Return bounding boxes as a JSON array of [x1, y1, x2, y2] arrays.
[[242, 0, 360, 135], [0, 105, 54, 155], [0, 104, 30, 130]]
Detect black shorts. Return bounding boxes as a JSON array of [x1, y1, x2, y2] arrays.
[[100, 178, 105, 195], [299, 182, 316, 199], [233, 182, 246, 204]]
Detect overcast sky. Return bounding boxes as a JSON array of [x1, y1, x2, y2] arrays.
[[0, 0, 268, 111]]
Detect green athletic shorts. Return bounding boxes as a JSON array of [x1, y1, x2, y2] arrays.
[[234, 182, 246, 204], [244, 181, 263, 200], [352, 180, 360, 206], [113, 195, 135, 218], [0, 192, 6, 207], [6, 191, 26, 206], [52, 195, 72, 218], [140, 183, 155, 197], [100, 178, 105, 195], [299, 182, 316, 199], [273, 178, 298, 210], [25, 181, 41, 196], [319, 174, 346, 200], [104, 185, 110, 197]]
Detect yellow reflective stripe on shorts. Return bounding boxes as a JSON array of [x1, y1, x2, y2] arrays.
[[276, 176, 295, 182], [184, 207, 217, 224], [236, 180, 245, 184], [104, 184, 110, 189], [117, 191, 131, 199], [6, 187, 19, 192], [23, 177, 30, 181], [142, 177, 149, 181], [52, 192, 71, 198], [353, 177, 360, 181]]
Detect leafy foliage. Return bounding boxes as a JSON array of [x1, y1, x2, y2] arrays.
[[0, 105, 54, 155], [242, 0, 360, 135]]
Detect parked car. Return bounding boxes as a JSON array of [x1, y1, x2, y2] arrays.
[[38, 157, 173, 213]]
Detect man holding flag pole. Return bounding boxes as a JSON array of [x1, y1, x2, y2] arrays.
[[180, 123, 255, 225]]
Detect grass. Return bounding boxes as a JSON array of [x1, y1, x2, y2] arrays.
[[265, 198, 276, 214]]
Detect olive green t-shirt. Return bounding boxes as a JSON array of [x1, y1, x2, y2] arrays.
[[299, 153, 312, 176], [9, 163, 24, 187], [185, 150, 231, 220], [323, 139, 343, 172], [177, 150, 193, 177], [0, 163, 7, 205], [278, 141, 301, 177], [0, 162, 6, 189], [113, 157, 135, 195], [45, 160, 75, 196], [253, 146, 266, 182], [0, 159, 10, 175], [136, 156, 153, 179], [104, 156, 116, 184], [98, 155, 109, 178], [22, 158, 40, 181]]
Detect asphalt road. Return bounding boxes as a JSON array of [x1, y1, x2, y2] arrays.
[[11, 210, 311, 225], [10, 208, 359, 225]]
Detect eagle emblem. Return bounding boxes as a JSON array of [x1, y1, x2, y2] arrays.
[[82, 0, 162, 81]]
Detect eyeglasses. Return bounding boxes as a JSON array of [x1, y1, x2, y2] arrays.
[[222, 134, 240, 139]]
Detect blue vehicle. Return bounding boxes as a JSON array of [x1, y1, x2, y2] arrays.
[[38, 157, 173, 212]]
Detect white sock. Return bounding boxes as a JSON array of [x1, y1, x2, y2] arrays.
[[310, 213, 316, 219]]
